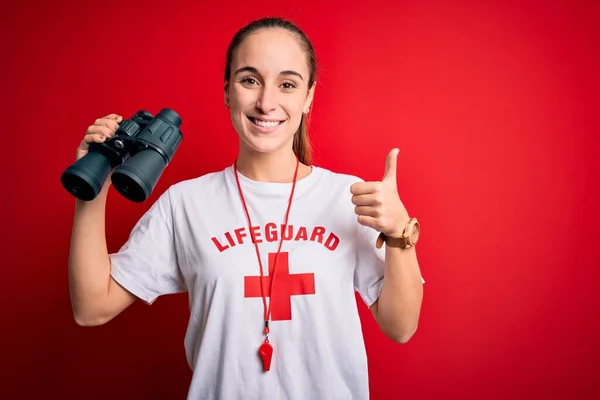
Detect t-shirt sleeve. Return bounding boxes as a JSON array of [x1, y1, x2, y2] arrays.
[[109, 187, 186, 305], [353, 221, 386, 308]]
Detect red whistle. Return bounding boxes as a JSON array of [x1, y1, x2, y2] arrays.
[[259, 342, 273, 372]]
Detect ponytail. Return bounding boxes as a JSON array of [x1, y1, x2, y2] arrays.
[[293, 113, 312, 165]]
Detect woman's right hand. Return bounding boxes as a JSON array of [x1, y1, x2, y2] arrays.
[[76, 113, 123, 161]]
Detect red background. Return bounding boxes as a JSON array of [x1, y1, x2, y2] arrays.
[[2, 0, 599, 399]]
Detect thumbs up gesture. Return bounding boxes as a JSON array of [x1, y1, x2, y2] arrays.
[[350, 148, 410, 238]]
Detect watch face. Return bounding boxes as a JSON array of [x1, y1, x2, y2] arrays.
[[410, 223, 420, 244]]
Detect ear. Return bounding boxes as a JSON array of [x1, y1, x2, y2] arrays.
[[303, 81, 316, 113], [223, 81, 230, 107]]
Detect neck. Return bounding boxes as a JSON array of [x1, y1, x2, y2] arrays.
[[235, 146, 309, 183]]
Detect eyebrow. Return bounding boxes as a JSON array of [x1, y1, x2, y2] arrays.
[[234, 66, 304, 81]]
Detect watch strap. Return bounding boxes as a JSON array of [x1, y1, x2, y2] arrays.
[[376, 232, 410, 249], [375, 217, 418, 249]]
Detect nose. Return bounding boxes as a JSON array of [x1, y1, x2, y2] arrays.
[[256, 87, 277, 113]]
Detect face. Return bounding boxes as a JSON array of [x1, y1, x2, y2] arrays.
[[225, 28, 315, 156]]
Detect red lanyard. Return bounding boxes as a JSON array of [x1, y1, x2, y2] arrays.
[[233, 156, 300, 371]]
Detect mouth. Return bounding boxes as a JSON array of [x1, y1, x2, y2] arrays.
[[247, 115, 285, 130]]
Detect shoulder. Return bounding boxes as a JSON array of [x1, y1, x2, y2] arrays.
[[166, 165, 231, 196], [150, 165, 233, 211]]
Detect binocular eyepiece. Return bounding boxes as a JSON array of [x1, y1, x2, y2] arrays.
[[61, 108, 183, 202]]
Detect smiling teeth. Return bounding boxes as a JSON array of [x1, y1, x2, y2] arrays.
[[253, 118, 281, 128]]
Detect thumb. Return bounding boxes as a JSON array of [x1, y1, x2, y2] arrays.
[[383, 148, 399, 181]]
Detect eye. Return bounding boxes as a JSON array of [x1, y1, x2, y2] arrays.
[[240, 77, 259, 86], [281, 81, 297, 90]]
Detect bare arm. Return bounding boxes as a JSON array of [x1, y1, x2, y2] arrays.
[[68, 182, 136, 326], [68, 113, 136, 326], [370, 244, 423, 343]]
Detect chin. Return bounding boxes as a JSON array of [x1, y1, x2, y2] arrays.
[[239, 116, 295, 154], [241, 135, 291, 155]]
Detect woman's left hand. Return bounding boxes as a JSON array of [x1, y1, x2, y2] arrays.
[[350, 148, 410, 238]]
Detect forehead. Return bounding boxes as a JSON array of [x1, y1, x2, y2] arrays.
[[232, 28, 308, 77]]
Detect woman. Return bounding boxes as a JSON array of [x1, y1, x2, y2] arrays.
[[68, 16, 424, 400]]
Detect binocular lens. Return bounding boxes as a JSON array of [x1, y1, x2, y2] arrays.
[[111, 149, 167, 203], [61, 152, 112, 201]]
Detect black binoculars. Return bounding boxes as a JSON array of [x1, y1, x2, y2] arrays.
[[61, 108, 183, 202]]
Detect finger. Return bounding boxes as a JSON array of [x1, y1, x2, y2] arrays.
[[382, 148, 399, 181], [356, 215, 381, 231], [80, 133, 110, 147], [93, 118, 120, 131], [350, 181, 382, 196], [354, 205, 380, 218], [351, 193, 382, 206], [101, 114, 123, 122], [86, 124, 116, 138]]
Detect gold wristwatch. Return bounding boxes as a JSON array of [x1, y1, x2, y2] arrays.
[[376, 218, 420, 249]]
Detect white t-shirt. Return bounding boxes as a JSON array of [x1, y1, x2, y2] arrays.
[[109, 164, 412, 400]]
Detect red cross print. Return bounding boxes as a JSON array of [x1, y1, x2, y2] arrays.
[[244, 252, 316, 321]]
